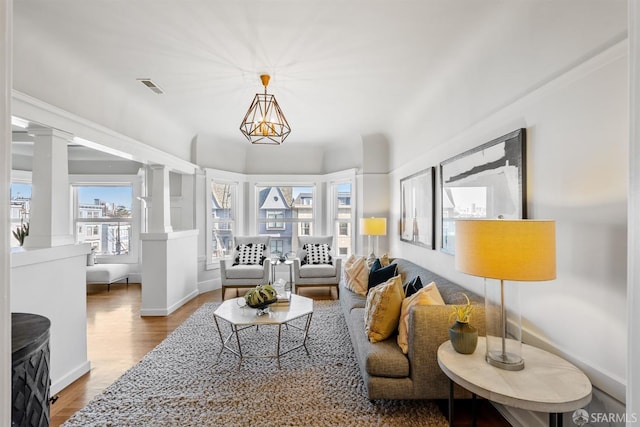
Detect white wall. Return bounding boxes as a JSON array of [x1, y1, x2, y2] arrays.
[[140, 230, 199, 316], [0, 0, 11, 422], [389, 40, 628, 412], [192, 134, 247, 173], [11, 245, 91, 394], [193, 133, 365, 176], [360, 133, 391, 255], [628, 0, 640, 418]]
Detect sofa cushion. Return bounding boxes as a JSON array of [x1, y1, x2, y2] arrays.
[[368, 262, 398, 291], [344, 255, 369, 295], [350, 308, 409, 378], [225, 264, 266, 279], [364, 275, 404, 343], [298, 263, 336, 278], [397, 281, 446, 354], [340, 282, 368, 313], [86, 264, 129, 284]]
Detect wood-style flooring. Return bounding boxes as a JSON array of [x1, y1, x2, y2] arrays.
[[50, 283, 511, 426]]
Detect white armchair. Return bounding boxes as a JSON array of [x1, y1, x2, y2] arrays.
[[220, 236, 271, 300], [292, 236, 342, 299]]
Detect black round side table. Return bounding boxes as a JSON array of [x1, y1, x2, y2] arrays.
[[12, 312, 51, 427]]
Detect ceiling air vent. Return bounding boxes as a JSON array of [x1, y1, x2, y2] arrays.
[[137, 78, 164, 95]]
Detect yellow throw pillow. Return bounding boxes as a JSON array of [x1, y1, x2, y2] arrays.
[[344, 254, 356, 270], [364, 275, 404, 343], [379, 253, 391, 267], [366, 253, 391, 269], [344, 256, 369, 296], [397, 281, 445, 354]]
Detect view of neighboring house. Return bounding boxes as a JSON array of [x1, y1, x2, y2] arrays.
[[76, 198, 131, 256], [211, 185, 353, 260]]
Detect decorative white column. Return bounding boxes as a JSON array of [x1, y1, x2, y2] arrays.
[[141, 165, 198, 316], [23, 128, 75, 248], [148, 164, 173, 233]]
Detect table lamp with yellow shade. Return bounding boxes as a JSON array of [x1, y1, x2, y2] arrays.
[[360, 217, 387, 265], [455, 219, 556, 371]]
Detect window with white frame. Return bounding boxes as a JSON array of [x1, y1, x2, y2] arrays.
[[9, 181, 31, 248], [255, 185, 314, 257], [331, 180, 354, 258], [204, 169, 356, 269], [300, 222, 311, 236], [73, 184, 134, 256], [266, 210, 285, 230], [210, 180, 237, 260]]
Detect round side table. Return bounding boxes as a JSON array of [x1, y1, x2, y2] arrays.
[[437, 337, 592, 427]]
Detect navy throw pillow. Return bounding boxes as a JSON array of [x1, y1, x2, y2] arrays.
[[368, 262, 398, 291], [403, 276, 423, 297], [369, 258, 383, 273]]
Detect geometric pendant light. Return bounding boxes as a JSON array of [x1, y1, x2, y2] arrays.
[[239, 74, 291, 145]]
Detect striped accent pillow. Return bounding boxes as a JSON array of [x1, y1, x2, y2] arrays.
[[303, 243, 333, 265], [344, 255, 368, 296], [233, 243, 266, 265], [397, 281, 445, 353]]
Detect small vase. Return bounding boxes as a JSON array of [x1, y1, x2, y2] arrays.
[[449, 320, 478, 354]]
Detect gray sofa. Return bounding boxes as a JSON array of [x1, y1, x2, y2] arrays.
[[339, 257, 486, 400]]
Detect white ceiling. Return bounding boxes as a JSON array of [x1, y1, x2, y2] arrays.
[[12, 0, 628, 158]]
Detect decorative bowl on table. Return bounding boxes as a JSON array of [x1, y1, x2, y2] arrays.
[[244, 284, 279, 313], [246, 297, 278, 310]]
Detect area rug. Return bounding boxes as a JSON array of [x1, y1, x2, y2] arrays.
[[63, 300, 448, 426]]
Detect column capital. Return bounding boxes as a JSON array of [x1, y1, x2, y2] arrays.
[[28, 127, 74, 142]]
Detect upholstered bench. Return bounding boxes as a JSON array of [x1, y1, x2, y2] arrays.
[[86, 264, 130, 291]]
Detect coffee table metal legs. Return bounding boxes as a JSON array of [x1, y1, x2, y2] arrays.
[[213, 312, 313, 369]]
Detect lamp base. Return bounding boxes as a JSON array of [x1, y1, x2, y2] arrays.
[[486, 350, 524, 371], [366, 251, 377, 266]]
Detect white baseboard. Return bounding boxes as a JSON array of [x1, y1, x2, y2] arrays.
[[197, 278, 219, 293], [50, 360, 91, 395], [140, 289, 199, 316]]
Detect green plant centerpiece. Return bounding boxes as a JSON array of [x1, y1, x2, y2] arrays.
[[448, 292, 478, 354], [244, 284, 278, 313]]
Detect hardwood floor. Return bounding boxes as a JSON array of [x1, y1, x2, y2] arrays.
[[50, 283, 510, 426]]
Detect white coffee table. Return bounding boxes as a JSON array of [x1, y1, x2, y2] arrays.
[[437, 337, 592, 427], [213, 294, 313, 369]]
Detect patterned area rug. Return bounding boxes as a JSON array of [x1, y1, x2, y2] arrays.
[[64, 300, 447, 426]]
